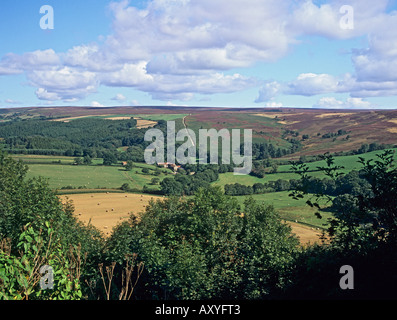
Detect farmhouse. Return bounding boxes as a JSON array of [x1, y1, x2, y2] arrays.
[[157, 162, 181, 172]]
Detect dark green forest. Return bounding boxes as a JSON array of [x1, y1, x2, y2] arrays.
[[1, 149, 397, 300], [0, 117, 304, 163]]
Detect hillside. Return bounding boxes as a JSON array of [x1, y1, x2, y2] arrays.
[[2, 106, 396, 158]]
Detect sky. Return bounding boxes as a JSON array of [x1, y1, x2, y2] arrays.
[[1, 0, 397, 109]]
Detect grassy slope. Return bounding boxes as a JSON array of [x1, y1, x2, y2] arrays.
[[24, 161, 170, 190], [213, 148, 397, 187], [234, 191, 332, 229]]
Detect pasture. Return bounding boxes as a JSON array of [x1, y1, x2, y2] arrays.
[[213, 148, 397, 187], [234, 191, 333, 229], [22, 159, 169, 190]]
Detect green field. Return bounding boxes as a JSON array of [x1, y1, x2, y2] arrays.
[[23, 160, 169, 191], [234, 191, 333, 229], [214, 148, 397, 188]]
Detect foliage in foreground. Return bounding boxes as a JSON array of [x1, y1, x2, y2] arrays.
[[106, 187, 300, 299]]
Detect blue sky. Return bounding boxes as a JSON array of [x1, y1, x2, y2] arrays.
[[1, 0, 397, 109]]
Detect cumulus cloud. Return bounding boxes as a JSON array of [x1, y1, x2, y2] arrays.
[[100, 62, 154, 87], [313, 97, 374, 109], [106, 0, 293, 67], [91, 101, 106, 108], [255, 81, 282, 103], [285, 73, 342, 96], [111, 93, 127, 101], [256, 72, 397, 102], [0, 49, 60, 75], [266, 101, 283, 108], [30, 67, 98, 101], [1, 0, 397, 105], [146, 72, 256, 101], [4, 99, 20, 104]]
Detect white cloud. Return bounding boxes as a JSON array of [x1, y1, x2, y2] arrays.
[[63, 44, 122, 72], [100, 62, 154, 87], [255, 81, 282, 103], [145, 72, 256, 101], [111, 93, 126, 101], [286, 73, 342, 96], [314, 97, 374, 109], [0, 49, 60, 75], [4, 99, 21, 104], [256, 71, 397, 102], [36, 88, 61, 101], [91, 101, 106, 107], [266, 101, 283, 108], [30, 66, 98, 101], [106, 0, 294, 68]]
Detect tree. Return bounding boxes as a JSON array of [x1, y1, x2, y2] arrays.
[[125, 160, 134, 171], [284, 150, 397, 299], [0, 222, 83, 300], [103, 152, 117, 166], [0, 151, 105, 299], [160, 177, 184, 196], [74, 157, 83, 165], [107, 186, 299, 299], [121, 183, 130, 191], [271, 162, 279, 173], [83, 155, 92, 165]]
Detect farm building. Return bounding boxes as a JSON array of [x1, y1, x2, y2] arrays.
[[157, 162, 181, 171]]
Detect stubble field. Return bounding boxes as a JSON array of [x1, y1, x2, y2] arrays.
[[59, 193, 164, 236]]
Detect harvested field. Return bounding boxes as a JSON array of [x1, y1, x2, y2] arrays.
[[315, 113, 354, 118], [105, 116, 132, 120], [135, 118, 158, 128], [51, 115, 107, 122], [59, 193, 163, 236], [288, 221, 324, 245], [58, 192, 321, 244]]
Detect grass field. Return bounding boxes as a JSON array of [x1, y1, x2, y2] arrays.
[[234, 191, 333, 228], [24, 161, 170, 190], [213, 148, 397, 187]]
